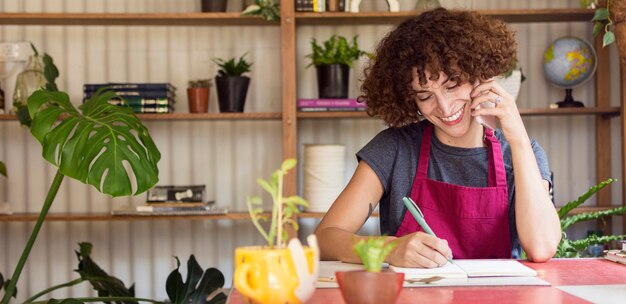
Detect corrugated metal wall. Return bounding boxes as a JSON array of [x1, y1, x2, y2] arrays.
[[0, 0, 622, 301]]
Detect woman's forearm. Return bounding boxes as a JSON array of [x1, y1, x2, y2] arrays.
[[510, 136, 561, 261], [315, 227, 368, 263]]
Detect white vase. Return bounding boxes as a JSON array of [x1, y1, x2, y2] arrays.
[[495, 70, 522, 101]]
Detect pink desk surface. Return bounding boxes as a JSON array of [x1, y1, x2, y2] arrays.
[[228, 258, 626, 304]]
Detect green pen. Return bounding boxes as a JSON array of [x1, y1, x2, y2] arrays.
[[402, 196, 453, 264]]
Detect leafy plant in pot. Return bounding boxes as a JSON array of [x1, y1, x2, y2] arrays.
[[335, 236, 403, 304], [234, 158, 319, 304], [188, 79, 212, 113], [212, 53, 252, 113], [306, 35, 371, 99], [555, 178, 626, 257]]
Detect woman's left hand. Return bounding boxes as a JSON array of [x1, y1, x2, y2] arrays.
[[470, 79, 528, 145]]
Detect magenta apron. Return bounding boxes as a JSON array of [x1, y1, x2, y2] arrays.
[[395, 123, 511, 259]]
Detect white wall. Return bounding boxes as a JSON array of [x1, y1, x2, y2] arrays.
[[0, 0, 622, 301]]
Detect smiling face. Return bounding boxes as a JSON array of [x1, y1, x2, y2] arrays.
[[411, 69, 483, 147]]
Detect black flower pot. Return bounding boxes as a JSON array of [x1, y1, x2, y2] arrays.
[[316, 64, 350, 99], [201, 0, 227, 12], [215, 76, 250, 113]]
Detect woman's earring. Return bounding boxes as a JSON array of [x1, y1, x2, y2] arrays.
[[417, 109, 422, 116]]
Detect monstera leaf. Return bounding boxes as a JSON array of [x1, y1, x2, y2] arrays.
[[27, 88, 160, 196]]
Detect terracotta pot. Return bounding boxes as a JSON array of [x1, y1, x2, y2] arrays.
[[187, 87, 209, 113], [336, 270, 404, 304]]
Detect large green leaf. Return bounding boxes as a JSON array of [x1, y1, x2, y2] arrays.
[[166, 255, 226, 304], [74, 242, 137, 304], [27, 89, 160, 197]]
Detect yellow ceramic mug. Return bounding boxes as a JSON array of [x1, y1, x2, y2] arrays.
[[234, 239, 317, 304]]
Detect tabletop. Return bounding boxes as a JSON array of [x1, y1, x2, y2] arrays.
[[227, 258, 626, 303]]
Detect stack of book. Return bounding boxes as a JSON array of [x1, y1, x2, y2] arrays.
[[295, 0, 346, 12], [111, 201, 228, 216], [297, 98, 367, 112], [83, 82, 176, 114]]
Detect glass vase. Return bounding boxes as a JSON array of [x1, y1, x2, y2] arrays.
[[12, 54, 46, 114]]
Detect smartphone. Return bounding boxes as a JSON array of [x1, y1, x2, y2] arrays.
[[475, 101, 497, 131]]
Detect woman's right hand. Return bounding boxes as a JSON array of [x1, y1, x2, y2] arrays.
[[386, 232, 453, 268]]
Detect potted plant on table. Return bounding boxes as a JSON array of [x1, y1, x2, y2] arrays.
[[212, 53, 252, 113], [234, 158, 319, 304], [241, 0, 280, 21], [187, 79, 212, 113], [335, 236, 403, 304], [306, 35, 371, 99]]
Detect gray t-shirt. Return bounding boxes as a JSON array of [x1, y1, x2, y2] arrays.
[[356, 120, 552, 258]]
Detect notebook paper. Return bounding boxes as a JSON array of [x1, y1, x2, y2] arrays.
[[389, 259, 537, 279]]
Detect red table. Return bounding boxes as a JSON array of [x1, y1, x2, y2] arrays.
[[227, 258, 626, 303]]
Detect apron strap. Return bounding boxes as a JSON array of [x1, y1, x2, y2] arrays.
[[415, 123, 433, 183], [484, 127, 507, 188]]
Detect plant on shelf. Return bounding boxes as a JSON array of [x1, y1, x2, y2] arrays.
[[234, 158, 319, 304], [555, 178, 626, 258], [187, 79, 212, 113], [12, 43, 59, 127], [306, 35, 372, 99], [584, 0, 626, 64], [212, 53, 253, 112], [242, 0, 280, 21], [335, 236, 403, 304], [0, 87, 161, 304]]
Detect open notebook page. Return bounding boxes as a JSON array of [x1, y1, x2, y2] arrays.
[[390, 260, 537, 279]]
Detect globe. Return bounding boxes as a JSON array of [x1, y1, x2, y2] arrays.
[[543, 36, 597, 107]]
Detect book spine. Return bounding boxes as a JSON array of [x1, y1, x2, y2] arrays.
[[83, 83, 176, 92], [298, 107, 366, 112], [297, 98, 365, 107], [109, 97, 172, 106], [85, 91, 175, 99], [136, 205, 210, 212]]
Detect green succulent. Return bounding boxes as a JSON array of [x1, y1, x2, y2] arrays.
[[306, 35, 372, 68], [212, 53, 253, 77], [353, 236, 396, 272]]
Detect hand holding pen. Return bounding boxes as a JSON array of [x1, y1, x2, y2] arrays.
[[402, 197, 454, 265]]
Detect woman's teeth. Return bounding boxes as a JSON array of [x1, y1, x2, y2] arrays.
[[441, 106, 464, 122]]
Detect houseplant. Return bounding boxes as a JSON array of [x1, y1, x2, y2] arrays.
[[187, 79, 212, 113], [212, 53, 252, 112], [0, 87, 161, 304], [586, 0, 626, 64], [305, 35, 371, 99], [335, 236, 403, 304], [555, 178, 626, 257], [241, 0, 280, 21], [234, 158, 319, 304]]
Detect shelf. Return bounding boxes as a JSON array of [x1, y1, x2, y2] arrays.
[[0, 207, 614, 222], [0, 12, 279, 26], [295, 9, 594, 26], [0, 113, 282, 121], [297, 107, 621, 119]]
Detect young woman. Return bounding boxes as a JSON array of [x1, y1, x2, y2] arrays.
[[315, 8, 561, 268]]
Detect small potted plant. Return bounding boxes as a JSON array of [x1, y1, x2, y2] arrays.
[[335, 236, 404, 304], [187, 79, 211, 113], [212, 53, 252, 112], [241, 0, 280, 21], [234, 158, 319, 304], [306, 34, 371, 99]]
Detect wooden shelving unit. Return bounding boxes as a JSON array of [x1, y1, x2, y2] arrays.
[[0, 113, 282, 121], [0, 12, 279, 26], [0, 206, 612, 222], [0, 7, 622, 233]]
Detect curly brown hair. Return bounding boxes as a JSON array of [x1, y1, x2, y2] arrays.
[[360, 8, 517, 127]]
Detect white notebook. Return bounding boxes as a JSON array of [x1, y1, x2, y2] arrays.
[[389, 259, 537, 279]]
